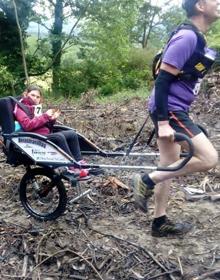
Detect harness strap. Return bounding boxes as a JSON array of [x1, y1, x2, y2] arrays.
[[158, 22, 207, 82], [170, 22, 206, 48], [9, 96, 32, 118]]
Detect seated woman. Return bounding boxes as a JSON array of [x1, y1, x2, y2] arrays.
[[14, 85, 89, 179]]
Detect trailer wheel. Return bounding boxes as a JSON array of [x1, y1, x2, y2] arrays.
[[19, 168, 67, 221]]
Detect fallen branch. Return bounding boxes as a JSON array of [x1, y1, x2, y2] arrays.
[[193, 269, 220, 280], [147, 269, 179, 280], [177, 256, 183, 276], [0, 275, 32, 279], [21, 255, 28, 277], [36, 230, 53, 264]]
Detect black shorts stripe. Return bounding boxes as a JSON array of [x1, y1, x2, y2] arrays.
[[169, 112, 194, 138]]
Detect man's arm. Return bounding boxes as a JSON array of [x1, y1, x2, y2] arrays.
[[155, 62, 180, 138]]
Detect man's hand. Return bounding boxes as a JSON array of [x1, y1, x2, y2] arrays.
[[158, 120, 174, 140]]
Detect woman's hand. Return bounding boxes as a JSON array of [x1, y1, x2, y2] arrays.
[[52, 109, 61, 119], [46, 108, 61, 119], [158, 121, 175, 141], [46, 109, 55, 117]]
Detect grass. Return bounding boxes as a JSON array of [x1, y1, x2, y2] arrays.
[[95, 87, 150, 104], [42, 86, 150, 106]]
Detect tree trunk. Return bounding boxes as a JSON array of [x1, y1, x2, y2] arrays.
[[141, 18, 147, 49], [51, 0, 63, 96], [143, 10, 156, 49], [12, 0, 30, 85]]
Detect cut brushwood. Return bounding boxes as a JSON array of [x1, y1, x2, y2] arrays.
[[102, 176, 130, 190]]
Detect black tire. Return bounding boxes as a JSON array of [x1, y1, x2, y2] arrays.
[[19, 168, 67, 221]]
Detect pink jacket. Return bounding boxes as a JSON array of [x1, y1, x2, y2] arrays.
[[14, 97, 54, 135]]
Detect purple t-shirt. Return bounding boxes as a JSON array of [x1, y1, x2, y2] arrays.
[[148, 29, 216, 113]]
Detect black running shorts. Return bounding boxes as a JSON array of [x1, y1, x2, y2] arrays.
[[150, 111, 202, 138]]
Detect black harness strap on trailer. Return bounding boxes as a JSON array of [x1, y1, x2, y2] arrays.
[[9, 96, 32, 118]]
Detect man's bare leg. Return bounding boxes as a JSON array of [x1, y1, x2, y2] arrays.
[[150, 135, 212, 237], [149, 133, 218, 184], [132, 133, 218, 214], [132, 132, 218, 235], [154, 138, 180, 218]]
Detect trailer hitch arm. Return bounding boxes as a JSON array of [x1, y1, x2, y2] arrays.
[[156, 132, 194, 172]]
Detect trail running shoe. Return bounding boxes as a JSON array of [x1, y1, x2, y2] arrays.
[[152, 218, 193, 237], [132, 174, 154, 213], [78, 160, 104, 175], [68, 167, 90, 180], [77, 159, 88, 166]]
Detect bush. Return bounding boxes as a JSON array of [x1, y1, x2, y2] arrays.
[[60, 59, 109, 97], [123, 74, 140, 89], [0, 64, 15, 96], [58, 47, 154, 98], [121, 48, 154, 90], [59, 67, 89, 98], [99, 81, 120, 96]]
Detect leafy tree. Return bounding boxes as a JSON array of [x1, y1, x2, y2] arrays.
[[30, 0, 90, 96], [160, 5, 186, 35], [131, 0, 187, 51], [207, 21, 220, 50], [1, 0, 219, 98], [76, 0, 143, 94], [0, 0, 35, 94], [133, 0, 161, 48]]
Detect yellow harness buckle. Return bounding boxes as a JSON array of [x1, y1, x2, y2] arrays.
[[195, 62, 205, 72]]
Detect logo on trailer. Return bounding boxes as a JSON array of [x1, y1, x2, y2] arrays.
[[18, 138, 46, 148]]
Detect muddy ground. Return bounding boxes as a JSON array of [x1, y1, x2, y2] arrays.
[[0, 86, 220, 280]]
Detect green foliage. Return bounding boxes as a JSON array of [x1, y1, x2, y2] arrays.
[[71, 0, 146, 96], [121, 48, 154, 82], [59, 58, 120, 97], [0, 0, 36, 96], [160, 6, 186, 35], [133, 1, 161, 48], [0, 59, 15, 96], [207, 21, 220, 50], [0, 0, 219, 99], [58, 62, 88, 98], [26, 35, 52, 75], [0, 11, 23, 76], [58, 46, 153, 97], [96, 87, 149, 104], [99, 82, 120, 96]]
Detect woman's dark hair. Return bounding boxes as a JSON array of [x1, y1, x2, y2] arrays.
[[182, 0, 200, 18]]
